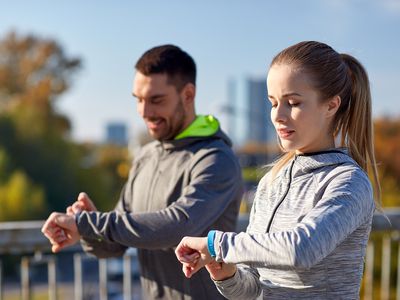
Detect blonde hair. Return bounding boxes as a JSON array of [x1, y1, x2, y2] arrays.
[[268, 41, 381, 206]]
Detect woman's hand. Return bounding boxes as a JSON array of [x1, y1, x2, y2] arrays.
[[206, 261, 237, 281], [175, 237, 212, 278], [175, 236, 237, 280]]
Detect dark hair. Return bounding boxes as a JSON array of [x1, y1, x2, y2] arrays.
[[269, 41, 381, 205], [135, 44, 196, 91]]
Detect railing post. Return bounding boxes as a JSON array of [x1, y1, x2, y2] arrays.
[[397, 243, 400, 300], [99, 258, 108, 300], [21, 256, 30, 300], [0, 260, 3, 300], [48, 256, 57, 300], [364, 242, 374, 300], [74, 253, 83, 300], [123, 254, 132, 300], [381, 235, 391, 300]]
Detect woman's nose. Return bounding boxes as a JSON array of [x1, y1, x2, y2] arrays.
[[272, 104, 287, 123]]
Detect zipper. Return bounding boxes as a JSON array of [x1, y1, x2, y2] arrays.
[[147, 144, 163, 211], [266, 156, 296, 233]]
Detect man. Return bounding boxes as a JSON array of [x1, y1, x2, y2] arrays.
[[42, 45, 243, 299]]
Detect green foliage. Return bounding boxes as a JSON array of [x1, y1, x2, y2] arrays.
[[242, 167, 264, 183], [0, 147, 12, 182], [0, 169, 46, 221], [0, 31, 130, 220], [71, 143, 129, 212], [374, 118, 400, 207]]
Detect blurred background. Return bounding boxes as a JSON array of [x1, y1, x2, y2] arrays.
[[0, 0, 399, 299]]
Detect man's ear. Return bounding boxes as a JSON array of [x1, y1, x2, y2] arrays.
[[326, 95, 341, 118], [181, 83, 196, 105]]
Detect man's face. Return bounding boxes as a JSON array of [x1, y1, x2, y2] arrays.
[[133, 72, 189, 141]]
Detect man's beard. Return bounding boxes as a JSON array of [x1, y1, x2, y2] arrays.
[[157, 99, 187, 141]]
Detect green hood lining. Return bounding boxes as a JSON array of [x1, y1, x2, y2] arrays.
[[175, 115, 219, 140]]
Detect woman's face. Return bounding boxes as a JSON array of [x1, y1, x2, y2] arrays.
[[267, 64, 337, 154]]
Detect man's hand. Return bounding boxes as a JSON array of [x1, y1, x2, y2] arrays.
[[41, 212, 81, 253], [66, 192, 97, 215]]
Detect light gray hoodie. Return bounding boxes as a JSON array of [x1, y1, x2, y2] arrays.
[[213, 149, 375, 299]]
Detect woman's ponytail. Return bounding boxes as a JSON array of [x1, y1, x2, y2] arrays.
[[339, 54, 381, 206]]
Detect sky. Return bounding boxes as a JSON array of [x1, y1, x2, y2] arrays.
[[1, 0, 399, 143]]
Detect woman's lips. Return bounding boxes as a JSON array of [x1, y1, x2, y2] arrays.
[[277, 128, 295, 138]]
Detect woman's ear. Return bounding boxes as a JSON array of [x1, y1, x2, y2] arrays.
[[326, 95, 341, 118]]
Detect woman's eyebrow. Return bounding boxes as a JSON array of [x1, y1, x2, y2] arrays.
[[268, 92, 302, 99]]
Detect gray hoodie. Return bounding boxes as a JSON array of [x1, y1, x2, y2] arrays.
[[75, 128, 243, 300], [213, 149, 375, 299]]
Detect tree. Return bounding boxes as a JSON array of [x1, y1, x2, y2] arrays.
[[0, 31, 80, 137], [0, 31, 131, 220], [0, 169, 45, 221], [374, 118, 400, 207], [0, 31, 81, 218]]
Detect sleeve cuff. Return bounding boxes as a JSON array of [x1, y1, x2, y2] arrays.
[[75, 211, 104, 242], [213, 266, 240, 285]]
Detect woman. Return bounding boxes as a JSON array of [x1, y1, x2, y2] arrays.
[[175, 41, 380, 299]]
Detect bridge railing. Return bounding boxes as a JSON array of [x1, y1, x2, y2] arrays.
[[0, 210, 399, 300]]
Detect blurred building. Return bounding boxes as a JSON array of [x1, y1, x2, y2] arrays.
[[221, 77, 279, 171], [105, 122, 128, 146], [246, 78, 275, 144]]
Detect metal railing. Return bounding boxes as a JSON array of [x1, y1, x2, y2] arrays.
[[1, 210, 400, 300], [0, 220, 139, 300]]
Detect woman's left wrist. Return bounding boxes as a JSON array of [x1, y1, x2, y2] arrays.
[[207, 230, 217, 258]]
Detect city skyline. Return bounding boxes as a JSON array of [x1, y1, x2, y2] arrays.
[[1, 1, 399, 143]]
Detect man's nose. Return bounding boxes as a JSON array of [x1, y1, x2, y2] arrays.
[[138, 102, 153, 118]]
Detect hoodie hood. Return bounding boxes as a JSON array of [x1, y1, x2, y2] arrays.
[[175, 115, 219, 140], [160, 115, 232, 150], [291, 148, 362, 177]]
